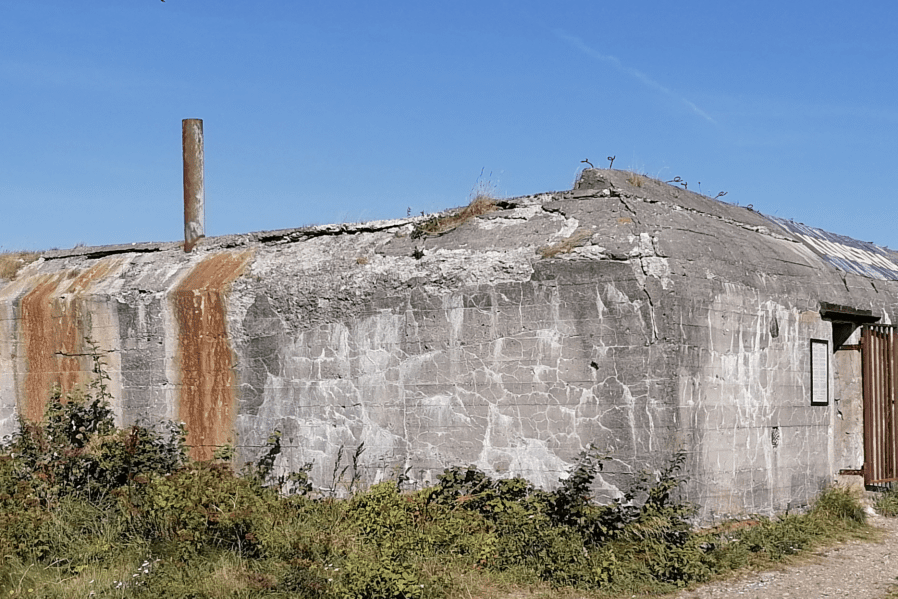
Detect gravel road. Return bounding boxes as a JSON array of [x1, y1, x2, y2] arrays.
[[673, 512, 898, 599]]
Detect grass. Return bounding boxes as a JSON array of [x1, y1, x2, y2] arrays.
[[875, 486, 898, 516], [412, 194, 498, 239], [0, 454, 873, 599], [0, 358, 878, 599], [0, 482, 875, 599], [412, 172, 500, 239], [0, 250, 40, 280], [626, 172, 646, 188], [538, 228, 593, 258]]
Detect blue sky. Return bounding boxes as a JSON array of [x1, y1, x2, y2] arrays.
[[2, 1, 896, 251]]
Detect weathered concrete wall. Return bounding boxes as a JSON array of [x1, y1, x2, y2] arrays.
[[833, 327, 864, 474], [2, 169, 896, 520]]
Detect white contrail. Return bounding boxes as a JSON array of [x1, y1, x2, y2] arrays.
[[554, 30, 716, 124]]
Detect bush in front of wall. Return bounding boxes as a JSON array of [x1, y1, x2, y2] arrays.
[[0, 350, 877, 598], [1, 346, 187, 508]]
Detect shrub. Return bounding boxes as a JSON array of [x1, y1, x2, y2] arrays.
[[1, 349, 186, 507], [129, 461, 284, 559], [0, 352, 877, 598], [0, 345, 186, 565]]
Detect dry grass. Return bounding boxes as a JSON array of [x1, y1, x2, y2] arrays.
[[626, 172, 645, 188], [538, 228, 593, 259], [412, 194, 498, 239], [0, 250, 40, 280]]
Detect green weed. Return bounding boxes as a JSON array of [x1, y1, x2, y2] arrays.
[[0, 355, 877, 599], [875, 485, 898, 517]]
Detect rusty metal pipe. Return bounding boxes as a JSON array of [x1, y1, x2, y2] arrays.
[[182, 119, 205, 252]]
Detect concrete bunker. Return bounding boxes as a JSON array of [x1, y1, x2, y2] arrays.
[[2, 168, 898, 521]]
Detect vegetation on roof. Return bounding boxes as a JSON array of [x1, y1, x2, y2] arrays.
[[0, 250, 40, 280], [412, 195, 498, 240]]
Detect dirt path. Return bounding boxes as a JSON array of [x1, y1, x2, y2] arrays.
[[673, 512, 898, 599]]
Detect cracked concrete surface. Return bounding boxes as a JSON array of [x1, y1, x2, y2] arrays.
[[2, 169, 897, 520]]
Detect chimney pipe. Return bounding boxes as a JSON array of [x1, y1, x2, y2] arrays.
[[182, 118, 205, 252]]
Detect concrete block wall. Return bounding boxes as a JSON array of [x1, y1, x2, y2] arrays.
[[2, 169, 896, 521]]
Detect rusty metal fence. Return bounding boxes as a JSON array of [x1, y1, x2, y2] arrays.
[[863, 324, 898, 484]]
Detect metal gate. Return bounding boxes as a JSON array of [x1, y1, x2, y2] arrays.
[[863, 324, 898, 484]]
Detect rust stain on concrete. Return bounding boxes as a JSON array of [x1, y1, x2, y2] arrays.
[[18, 258, 126, 422], [21, 274, 76, 421], [173, 250, 254, 460], [67, 259, 120, 294]]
